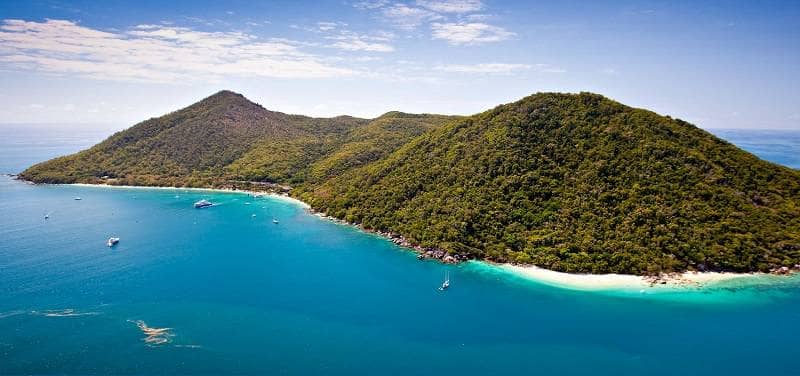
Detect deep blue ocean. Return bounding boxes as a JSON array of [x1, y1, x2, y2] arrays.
[[1, 126, 800, 375]]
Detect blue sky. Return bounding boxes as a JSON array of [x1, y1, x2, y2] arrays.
[[0, 0, 797, 130]]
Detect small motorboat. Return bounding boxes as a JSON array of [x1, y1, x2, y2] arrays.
[[74, 197, 82, 201], [439, 271, 450, 291], [107, 237, 120, 247], [272, 218, 279, 224], [194, 199, 213, 208]]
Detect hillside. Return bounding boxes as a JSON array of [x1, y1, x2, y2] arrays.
[[20, 91, 800, 275], [296, 93, 800, 274], [225, 111, 456, 184], [20, 91, 455, 187]]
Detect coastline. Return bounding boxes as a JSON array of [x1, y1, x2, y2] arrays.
[[495, 263, 785, 292], [69, 182, 310, 208], [15, 178, 798, 292]]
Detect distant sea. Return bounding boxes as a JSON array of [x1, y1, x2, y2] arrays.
[[1, 125, 800, 375]]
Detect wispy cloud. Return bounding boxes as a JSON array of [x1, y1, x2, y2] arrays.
[[317, 21, 343, 32], [0, 19, 355, 83], [326, 31, 395, 52], [436, 63, 563, 74], [436, 63, 529, 73], [430, 22, 515, 45], [416, 0, 483, 13], [381, 4, 442, 30], [354, 0, 513, 46], [353, 0, 391, 10]]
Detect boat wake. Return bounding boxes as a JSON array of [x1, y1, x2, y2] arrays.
[[31, 309, 100, 317], [129, 319, 174, 345], [0, 310, 26, 319], [174, 344, 202, 349]]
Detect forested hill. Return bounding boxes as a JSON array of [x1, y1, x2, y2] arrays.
[[20, 91, 456, 187], [296, 93, 800, 275], [20, 91, 800, 274]]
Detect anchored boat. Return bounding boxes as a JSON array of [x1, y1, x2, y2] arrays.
[[194, 199, 213, 208], [439, 271, 450, 291]]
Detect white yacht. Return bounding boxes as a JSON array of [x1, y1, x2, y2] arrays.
[[194, 199, 213, 208], [107, 237, 120, 247], [439, 271, 450, 291]]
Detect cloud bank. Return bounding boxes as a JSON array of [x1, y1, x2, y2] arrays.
[[0, 19, 355, 83]]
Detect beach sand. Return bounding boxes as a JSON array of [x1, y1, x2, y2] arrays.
[[499, 264, 766, 291]]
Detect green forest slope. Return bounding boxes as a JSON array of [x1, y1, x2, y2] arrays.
[[296, 93, 800, 274]]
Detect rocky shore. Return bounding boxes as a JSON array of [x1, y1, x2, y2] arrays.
[[308, 210, 469, 264]]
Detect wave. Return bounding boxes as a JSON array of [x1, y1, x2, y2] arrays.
[[129, 319, 174, 345]]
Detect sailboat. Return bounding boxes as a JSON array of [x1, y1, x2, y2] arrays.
[[439, 271, 450, 291]]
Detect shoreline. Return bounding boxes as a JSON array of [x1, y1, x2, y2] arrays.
[[496, 263, 786, 292], [13, 177, 798, 292], [69, 182, 310, 208]]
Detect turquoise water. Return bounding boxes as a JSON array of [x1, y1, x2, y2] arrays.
[[1, 126, 800, 375]]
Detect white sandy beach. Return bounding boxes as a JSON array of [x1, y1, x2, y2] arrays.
[[500, 263, 764, 291]]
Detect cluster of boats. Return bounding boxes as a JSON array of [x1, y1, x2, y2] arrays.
[[195, 199, 279, 223]]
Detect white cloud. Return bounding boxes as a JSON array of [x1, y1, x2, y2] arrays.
[[353, 0, 390, 10], [464, 13, 492, 21], [313, 21, 350, 33], [435, 63, 563, 74], [431, 22, 515, 44], [310, 21, 394, 52], [416, 0, 482, 13], [327, 31, 394, 52], [317, 21, 341, 31], [0, 19, 355, 83], [435, 63, 531, 73], [381, 4, 442, 30]]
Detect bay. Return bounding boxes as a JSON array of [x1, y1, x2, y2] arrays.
[[1, 126, 799, 375]]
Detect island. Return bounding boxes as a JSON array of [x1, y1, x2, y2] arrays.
[[19, 90, 800, 276]]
